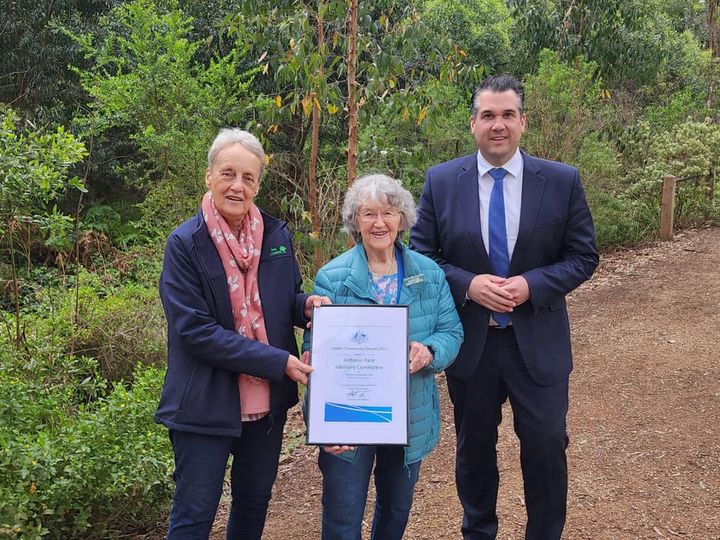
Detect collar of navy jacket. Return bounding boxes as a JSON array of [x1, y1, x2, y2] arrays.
[[455, 150, 546, 277], [188, 208, 289, 331]]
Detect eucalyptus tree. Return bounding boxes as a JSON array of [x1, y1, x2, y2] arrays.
[[230, 0, 480, 269], [508, 0, 703, 86]]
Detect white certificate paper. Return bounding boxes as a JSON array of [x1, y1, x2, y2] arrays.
[[306, 304, 409, 445]]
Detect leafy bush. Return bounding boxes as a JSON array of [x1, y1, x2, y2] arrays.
[[622, 119, 720, 228], [523, 50, 610, 164], [71, 0, 258, 236], [0, 108, 87, 346], [586, 186, 655, 249], [641, 87, 710, 133], [6, 267, 166, 386], [358, 80, 475, 197], [57, 281, 166, 382], [422, 0, 511, 73], [0, 366, 173, 539], [576, 133, 622, 190]]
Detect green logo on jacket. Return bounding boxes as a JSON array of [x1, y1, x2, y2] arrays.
[[270, 245, 287, 256]]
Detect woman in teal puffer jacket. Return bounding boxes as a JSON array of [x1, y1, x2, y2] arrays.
[[303, 173, 463, 540]]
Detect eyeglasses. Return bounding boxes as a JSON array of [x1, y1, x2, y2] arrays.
[[357, 209, 401, 222]]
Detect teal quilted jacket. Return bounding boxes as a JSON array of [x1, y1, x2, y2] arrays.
[[304, 242, 463, 465]]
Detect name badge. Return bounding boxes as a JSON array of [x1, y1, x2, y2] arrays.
[[403, 274, 425, 287]]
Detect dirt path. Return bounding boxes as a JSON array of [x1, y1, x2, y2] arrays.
[[217, 227, 720, 539]]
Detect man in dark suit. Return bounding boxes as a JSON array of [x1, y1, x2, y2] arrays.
[[410, 74, 599, 539]]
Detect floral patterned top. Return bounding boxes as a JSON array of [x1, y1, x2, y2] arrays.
[[368, 271, 399, 305]]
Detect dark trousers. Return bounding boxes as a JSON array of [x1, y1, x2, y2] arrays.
[[167, 411, 287, 540], [447, 328, 569, 540], [319, 445, 421, 540]]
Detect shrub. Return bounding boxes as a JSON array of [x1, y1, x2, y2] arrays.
[[422, 0, 511, 73], [7, 267, 166, 387], [0, 366, 173, 539], [61, 282, 166, 382], [523, 50, 609, 164], [586, 186, 655, 249], [71, 0, 258, 236], [623, 119, 720, 228]]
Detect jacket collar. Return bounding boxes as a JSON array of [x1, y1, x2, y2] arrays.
[[187, 208, 290, 328], [343, 242, 424, 304], [455, 151, 548, 274]]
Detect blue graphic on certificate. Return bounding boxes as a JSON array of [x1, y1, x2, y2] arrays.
[[324, 402, 392, 422]]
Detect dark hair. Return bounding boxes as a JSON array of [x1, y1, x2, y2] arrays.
[[470, 75, 525, 118]]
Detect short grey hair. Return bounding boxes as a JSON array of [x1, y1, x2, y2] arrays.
[[207, 128, 266, 177], [342, 173, 417, 243]]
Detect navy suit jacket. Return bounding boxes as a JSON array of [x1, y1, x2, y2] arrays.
[[155, 209, 308, 437], [410, 152, 599, 385]]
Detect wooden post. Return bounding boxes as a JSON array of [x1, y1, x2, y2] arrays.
[[660, 175, 676, 241]]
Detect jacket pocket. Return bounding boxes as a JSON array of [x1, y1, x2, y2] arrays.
[[178, 363, 198, 411]]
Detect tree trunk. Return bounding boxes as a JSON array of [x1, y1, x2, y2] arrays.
[[708, 0, 719, 110], [346, 0, 359, 188], [7, 221, 21, 349], [309, 2, 323, 273], [709, 0, 719, 54]]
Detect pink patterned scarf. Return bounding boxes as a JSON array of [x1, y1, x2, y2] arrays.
[[202, 192, 270, 419]]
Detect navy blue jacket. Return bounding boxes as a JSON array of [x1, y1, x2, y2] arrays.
[[155, 209, 309, 437], [410, 152, 599, 385]]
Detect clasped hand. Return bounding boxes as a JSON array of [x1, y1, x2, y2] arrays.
[[467, 274, 529, 312]]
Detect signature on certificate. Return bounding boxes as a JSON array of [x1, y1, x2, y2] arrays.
[[346, 388, 371, 400]]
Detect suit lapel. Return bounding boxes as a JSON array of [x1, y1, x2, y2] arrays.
[[457, 156, 492, 269], [510, 153, 546, 272]]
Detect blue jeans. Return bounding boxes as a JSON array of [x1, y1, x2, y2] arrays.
[[167, 411, 286, 540], [319, 445, 421, 540]]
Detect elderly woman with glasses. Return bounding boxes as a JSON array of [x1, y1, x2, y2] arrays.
[[303, 173, 463, 539], [156, 128, 328, 539]]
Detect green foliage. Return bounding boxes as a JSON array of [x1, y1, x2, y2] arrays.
[[66, 282, 166, 381], [510, 0, 707, 88], [523, 50, 609, 163], [623, 119, 720, 227], [575, 133, 621, 190], [422, 0, 511, 72], [71, 0, 258, 236], [232, 0, 482, 274], [0, 109, 87, 239], [585, 186, 655, 248], [0, 108, 87, 345], [0, 264, 165, 391], [0, 0, 121, 125], [642, 87, 709, 132], [0, 366, 173, 539], [358, 80, 474, 196], [19, 269, 166, 383]]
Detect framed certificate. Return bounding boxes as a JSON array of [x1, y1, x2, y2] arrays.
[[306, 304, 409, 446]]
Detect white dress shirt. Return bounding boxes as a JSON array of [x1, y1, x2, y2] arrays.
[[476, 148, 523, 259]]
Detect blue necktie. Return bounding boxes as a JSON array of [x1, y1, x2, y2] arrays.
[[488, 167, 511, 328]]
